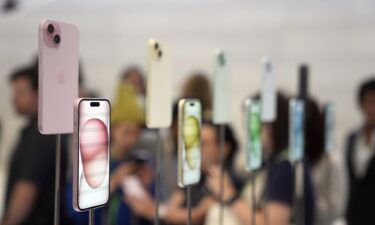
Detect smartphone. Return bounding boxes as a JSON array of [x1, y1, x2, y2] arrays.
[[244, 99, 262, 172], [213, 50, 231, 124], [121, 176, 147, 199], [261, 56, 276, 122], [289, 99, 305, 162], [38, 19, 79, 134], [73, 99, 110, 211], [324, 102, 335, 153], [178, 99, 202, 187], [145, 39, 172, 128]]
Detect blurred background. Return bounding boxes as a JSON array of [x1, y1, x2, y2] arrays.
[[1, 0, 375, 222]]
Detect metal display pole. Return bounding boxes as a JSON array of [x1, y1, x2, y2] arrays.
[[219, 124, 225, 225], [89, 209, 94, 225], [54, 134, 61, 225], [154, 129, 162, 225], [187, 186, 192, 225], [293, 161, 304, 225], [250, 172, 257, 225]]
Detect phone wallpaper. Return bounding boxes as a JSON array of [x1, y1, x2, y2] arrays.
[[290, 101, 304, 162], [78, 101, 110, 209], [182, 105, 201, 184], [246, 101, 262, 171]]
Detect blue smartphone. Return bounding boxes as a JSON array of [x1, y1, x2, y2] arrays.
[[289, 99, 304, 162], [244, 99, 262, 171]]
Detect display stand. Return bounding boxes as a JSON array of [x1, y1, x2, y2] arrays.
[[89, 209, 94, 225], [187, 186, 192, 225], [154, 129, 162, 225], [54, 134, 61, 225], [250, 172, 257, 225], [218, 124, 225, 225], [293, 161, 304, 225]]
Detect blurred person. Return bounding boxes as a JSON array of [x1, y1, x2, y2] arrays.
[[303, 98, 343, 225], [106, 82, 154, 225], [345, 78, 375, 225], [121, 66, 146, 109], [125, 122, 243, 225], [205, 92, 315, 225], [181, 72, 212, 120], [1, 64, 68, 225]]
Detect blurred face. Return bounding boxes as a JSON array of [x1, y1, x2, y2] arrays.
[[201, 125, 229, 171], [361, 91, 375, 127], [11, 77, 38, 116], [112, 122, 140, 155], [124, 72, 143, 95]]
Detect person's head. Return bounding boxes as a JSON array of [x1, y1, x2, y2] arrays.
[[181, 72, 212, 114], [111, 83, 144, 158], [9, 65, 38, 116], [358, 78, 375, 127], [201, 122, 238, 171], [112, 121, 140, 156], [257, 92, 289, 158], [304, 98, 325, 166], [121, 66, 145, 96]]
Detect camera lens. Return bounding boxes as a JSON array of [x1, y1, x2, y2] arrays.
[[54, 35, 61, 44], [154, 42, 159, 49], [158, 50, 162, 58], [47, 24, 54, 34]]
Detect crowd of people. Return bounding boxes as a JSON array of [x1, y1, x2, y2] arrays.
[[1, 58, 375, 225]]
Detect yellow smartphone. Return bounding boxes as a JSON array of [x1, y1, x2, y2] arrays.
[[178, 99, 202, 187]]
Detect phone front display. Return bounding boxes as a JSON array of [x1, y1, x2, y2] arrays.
[[78, 100, 110, 210], [289, 99, 304, 162], [324, 103, 335, 153], [179, 100, 201, 187], [245, 100, 262, 171]]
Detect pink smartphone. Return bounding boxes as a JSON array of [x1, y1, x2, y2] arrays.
[[38, 19, 79, 134], [73, 99, 110, 211]]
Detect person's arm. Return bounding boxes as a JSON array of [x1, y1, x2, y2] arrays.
[[110, 163, 136, 193], [229, 199, 290, 225], [1, 181, 38, 225], [206, 165, 292, 225], [163, 195, 214, 225], [126, 189, 214, 224], [2, 132, 56, 225]]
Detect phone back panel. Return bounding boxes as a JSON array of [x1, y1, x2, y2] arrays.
[[146, 39, 172, 128], [261, 57, 276, 122], [213, 50, 231, 124], [38, 19, 79, 134]]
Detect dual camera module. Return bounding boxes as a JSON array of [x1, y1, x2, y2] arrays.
[[47, 24, 61, 44], [154, 42, 163, 58]]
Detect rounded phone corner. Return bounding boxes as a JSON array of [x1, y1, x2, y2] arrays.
[[39, 19, 48, 30]]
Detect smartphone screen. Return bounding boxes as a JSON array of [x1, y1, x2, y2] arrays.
[[178, 99, 201, 187], [289, 99, 304, 162], [77, 99, 110, 210], [245, 99, 262, 171], [213, 50, 231, 124], [324, 103, 335, 153]]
